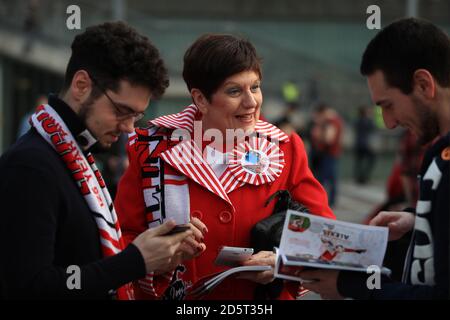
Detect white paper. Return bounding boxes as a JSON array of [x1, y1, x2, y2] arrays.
[[274, 210, 390, 280], [189, 265, 272, 298]]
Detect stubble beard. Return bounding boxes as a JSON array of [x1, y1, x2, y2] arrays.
[[413, 97, 439, 146]]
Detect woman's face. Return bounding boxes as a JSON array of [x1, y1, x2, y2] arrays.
[[199, 70, 262, 136]]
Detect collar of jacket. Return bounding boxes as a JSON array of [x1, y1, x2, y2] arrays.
[[48, 94, 98, 153], [149, 104, 290, 143], [148, 104, 289, 212]]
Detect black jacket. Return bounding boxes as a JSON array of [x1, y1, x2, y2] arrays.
[[337, 132, 450, 299], [0, 96, 145, 299]]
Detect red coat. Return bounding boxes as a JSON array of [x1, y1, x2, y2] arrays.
[[115, 105, 334, 300]]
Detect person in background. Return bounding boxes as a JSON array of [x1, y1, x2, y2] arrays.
[[354, 105, 376, 184], [308, 102, 343, 207]]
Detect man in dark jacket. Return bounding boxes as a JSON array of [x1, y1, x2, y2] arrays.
[[299, 18, 450, 299], [0, 22, 205, 299]]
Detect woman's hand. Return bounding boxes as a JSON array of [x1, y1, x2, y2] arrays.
[[153, 218, 208, 275], [177, 217, 208, 261], [237, 251, 275, 285]]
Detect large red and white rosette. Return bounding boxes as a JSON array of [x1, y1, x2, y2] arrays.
[[228, 135, 285, 185]]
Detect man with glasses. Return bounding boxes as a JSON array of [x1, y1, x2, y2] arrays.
[[0, 22, 206, 299]]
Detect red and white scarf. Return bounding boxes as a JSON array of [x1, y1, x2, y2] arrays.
[[30, 104, 134, 300]]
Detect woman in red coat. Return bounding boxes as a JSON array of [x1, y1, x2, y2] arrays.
[[115, 34, 334, 300]]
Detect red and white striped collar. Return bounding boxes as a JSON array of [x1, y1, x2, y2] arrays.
[[149, 104, 290, 143], [150, 105, 288, 212], [159, 135, 285, 213]]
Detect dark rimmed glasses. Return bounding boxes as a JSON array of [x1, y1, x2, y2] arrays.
[[90, 75, 145, 123]]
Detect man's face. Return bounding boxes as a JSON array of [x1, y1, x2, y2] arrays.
[[80, 80, 151, 149], [367, 70, 438, 145]]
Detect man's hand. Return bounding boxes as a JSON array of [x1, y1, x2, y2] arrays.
[[237, 251, 275, 285], [299, 269, 344, 300], [132, 219, 193, 274], [369, 211, 415, 241]]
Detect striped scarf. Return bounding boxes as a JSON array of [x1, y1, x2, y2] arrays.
[[30, 104, 134, 300]]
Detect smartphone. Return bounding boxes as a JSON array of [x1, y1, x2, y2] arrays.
[[214, 246, 254, 267], [165, 224, 190, 235]]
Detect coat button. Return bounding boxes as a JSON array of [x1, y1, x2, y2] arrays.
[[218, 211, 232, 224], [191, 210, 203, 220]]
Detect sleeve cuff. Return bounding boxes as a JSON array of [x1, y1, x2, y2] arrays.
[[337, 271, 372, 300], [101, 243, 147, 290]]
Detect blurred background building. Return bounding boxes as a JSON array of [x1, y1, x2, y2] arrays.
[[0, 0, 449, 221]]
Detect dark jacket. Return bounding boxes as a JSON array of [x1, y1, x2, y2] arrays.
[[337, 132, 450, 299], [0, 96, 145, 299]]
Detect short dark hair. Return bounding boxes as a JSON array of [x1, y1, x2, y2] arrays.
[[315, 102, 328, 113], [62, 21, 169, 99], [182, 34, 262, 101], [360, 18, 450, 94]]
